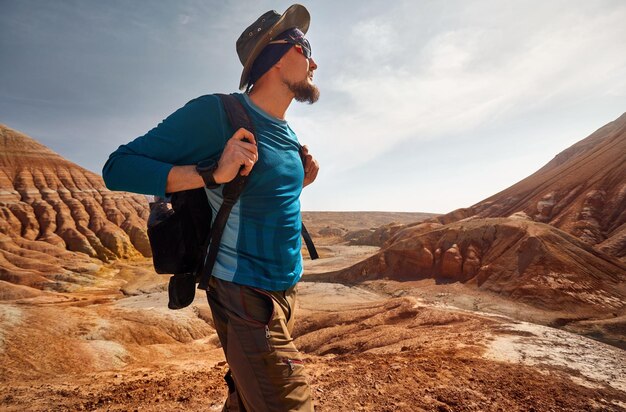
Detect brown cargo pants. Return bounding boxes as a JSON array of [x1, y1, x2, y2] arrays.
[[206, 276, 314, 412]]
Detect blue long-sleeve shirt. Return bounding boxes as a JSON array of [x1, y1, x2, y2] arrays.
[[103, 93, 304, 291]]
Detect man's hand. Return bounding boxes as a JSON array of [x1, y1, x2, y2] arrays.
[[302, 145, 319, 188], [213, 128, 258, 184], [164, 128, 257, 193]]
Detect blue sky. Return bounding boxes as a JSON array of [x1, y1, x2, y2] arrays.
[[1, 0, 625, 213]]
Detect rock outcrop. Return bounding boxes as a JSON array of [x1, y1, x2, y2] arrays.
[[438, 112, 626, 261], [345, 222, 406, 246], [0, 124, 150, 291], [323, 217, 626, 314], [308, 114, 626, 319]]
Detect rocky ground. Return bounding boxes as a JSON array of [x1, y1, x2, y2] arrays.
[[1, 240, 625, 411], [2, 104, 626, 412]]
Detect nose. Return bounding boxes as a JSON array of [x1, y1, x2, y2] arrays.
[[308, 57, 318, 71]]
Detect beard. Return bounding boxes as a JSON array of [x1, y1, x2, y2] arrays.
[[285, 77, 320, 104]]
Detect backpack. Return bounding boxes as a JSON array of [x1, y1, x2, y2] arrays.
[[147, 94, 318, 310]]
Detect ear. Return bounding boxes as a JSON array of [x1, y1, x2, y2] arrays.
[[269, 61, 284, 78], [273, 57, 284, 69]]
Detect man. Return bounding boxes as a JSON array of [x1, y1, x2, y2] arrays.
[[103, 4, 319, 411]]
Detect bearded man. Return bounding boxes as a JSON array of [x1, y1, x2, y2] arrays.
[[103, 4, 320, 411]]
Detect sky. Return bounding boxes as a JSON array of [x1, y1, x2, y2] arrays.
[[1, 0, 625, 214]]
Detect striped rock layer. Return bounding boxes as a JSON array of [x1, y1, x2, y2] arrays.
[[0, 124, 150, 292]]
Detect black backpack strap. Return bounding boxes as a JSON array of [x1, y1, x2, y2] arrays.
[[298, 147, 319, 261], [198, 94, 318, 290], [301, 223, 318, 260], [198, 94, 255, 290]]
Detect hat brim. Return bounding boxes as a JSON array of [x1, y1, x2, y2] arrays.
[[239, 4, 310, 90]]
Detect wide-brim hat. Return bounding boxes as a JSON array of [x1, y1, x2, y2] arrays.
[[237, 4, 310, 90]]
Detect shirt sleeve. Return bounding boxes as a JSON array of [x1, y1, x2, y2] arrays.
[[102, 95, 228, 197]]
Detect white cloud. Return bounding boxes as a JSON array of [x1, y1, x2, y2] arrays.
[[4, 0, 626, 212], [351, 20, 400, 62], [292, 0, 626, 181]]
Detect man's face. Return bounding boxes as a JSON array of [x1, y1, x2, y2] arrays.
[[279, 46, 319, 104]]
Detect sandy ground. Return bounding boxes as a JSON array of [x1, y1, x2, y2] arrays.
[[1, 243, 625, 411], [485, 321, 626, 392], [302, 245, 380, 275]]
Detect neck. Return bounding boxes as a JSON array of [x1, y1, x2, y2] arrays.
[[248, 83, 293, 120]]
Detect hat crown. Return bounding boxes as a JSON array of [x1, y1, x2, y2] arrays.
[[236, 10, 282, 65], [236, 4, 310, 90]]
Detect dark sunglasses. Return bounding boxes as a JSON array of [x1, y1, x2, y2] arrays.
[[268, 36, 312, 59]]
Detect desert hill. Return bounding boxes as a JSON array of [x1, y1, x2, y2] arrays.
[[301, 211, 437, 247], [1, 121, 625, 411], [2, 278, 625, 411], [0, 124, 150, 292], [318, 113, 626, 310], [309, 114, 626, 347], [314, 217, 626, 317], [441, 112, 626, 260]]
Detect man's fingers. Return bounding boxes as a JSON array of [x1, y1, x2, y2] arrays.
[[227, 141, 257, 156], [240, 158, 256, 175], [301, 145, 319, 187], [304, 154, 315, 174], [232, 128, 256, 145], [235, 149, 257, 174], [228, 129, 257, 157], [229, 139, 258, 157], [231, 149, 256, 166], [213, 129, 259, 183]]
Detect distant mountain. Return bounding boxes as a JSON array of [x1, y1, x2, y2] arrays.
[[320, 217, 625, 315], [444, 112, 626, 260], [0, 124, 150, 292], [319, 113, 626, 318]]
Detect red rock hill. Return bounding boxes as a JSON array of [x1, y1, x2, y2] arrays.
[[445, 112, 626, 261], [320, 114, 626, 316], [0, 124, 150, 291]]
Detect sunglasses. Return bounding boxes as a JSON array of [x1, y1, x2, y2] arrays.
[[268, 36, 312, 59]]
